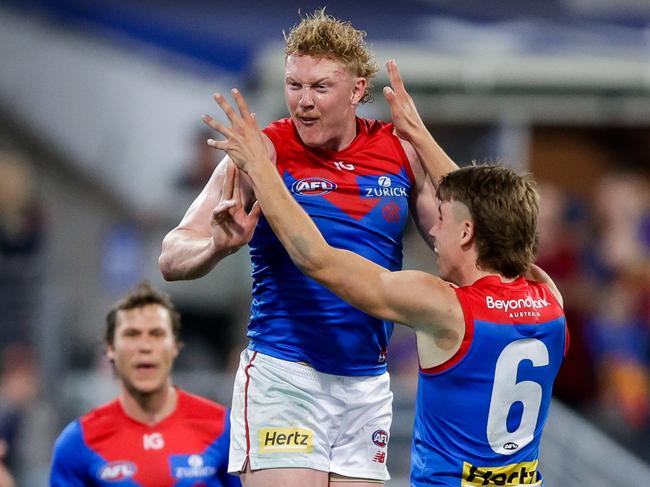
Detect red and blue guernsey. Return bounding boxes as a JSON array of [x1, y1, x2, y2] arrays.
[[250, 117, 415, 376], [411, 276, 568, 486], [50, 389, 240, 487]]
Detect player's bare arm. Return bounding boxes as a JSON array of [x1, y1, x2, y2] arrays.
[[209, 89, 463, 342], [384, 59, 458, 188], [159, 96, 273, 281]]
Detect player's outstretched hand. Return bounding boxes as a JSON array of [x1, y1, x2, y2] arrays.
[[202, 89, 269, 174], [383, 59, 427, 142], [210, 163, 261, 252]]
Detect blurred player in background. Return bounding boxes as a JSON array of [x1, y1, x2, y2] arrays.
[[205, 60, 568, 486], [159, 9, 455, 487], [0, 441, 15, 487], [50, 282, 240, 487]]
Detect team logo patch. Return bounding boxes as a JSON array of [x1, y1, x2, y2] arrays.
[[372, 429, 389, 448], [259, 427, 313, 453], [291, 177, 336, 196], [170, 453, 216, 479], [381, 202, 401, 222], [99, 461, 137, 481], [461, 460, 539, 486]]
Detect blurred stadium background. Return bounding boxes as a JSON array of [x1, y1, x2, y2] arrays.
[[0, 1, 649, 485]]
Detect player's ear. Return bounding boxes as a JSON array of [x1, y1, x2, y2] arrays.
[[460, 220, 474, 246], [106, 345, 115, 363], [172, 339, 182, 360], [351, 77, 367, 105]]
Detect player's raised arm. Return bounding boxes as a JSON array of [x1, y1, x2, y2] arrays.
[[208, 89, 453, 329], [158, 97, 266, 281], [383, 59, 458, 186]]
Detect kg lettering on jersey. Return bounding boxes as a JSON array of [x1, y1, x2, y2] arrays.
[[333, 161, 355, 171], [143, 432, 164, 450]]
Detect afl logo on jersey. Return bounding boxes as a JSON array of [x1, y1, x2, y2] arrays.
[[99, 461, 137, 481], [503, 442, 519, 451], [291, 177, 336, 196], [372, 430, 389, 448]]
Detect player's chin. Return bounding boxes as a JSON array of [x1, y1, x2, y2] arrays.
[[295, 125, 324, 147], [128, 377, 165, 395]]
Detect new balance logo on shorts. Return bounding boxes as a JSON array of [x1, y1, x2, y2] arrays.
[[259, 428, 313, 453]]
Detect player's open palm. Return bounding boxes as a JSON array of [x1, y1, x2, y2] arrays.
[[383, 59, 427, 142], [211, 163, 260, 251], [202, 89, 268, 174]]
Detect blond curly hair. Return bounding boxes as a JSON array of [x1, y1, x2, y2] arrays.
[[284, 9, 379, 103]]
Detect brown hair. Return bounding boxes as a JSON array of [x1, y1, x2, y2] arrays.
[[284, 8, 378, 103], [437, 165, 539, 278], [104, 281, 181, 346]]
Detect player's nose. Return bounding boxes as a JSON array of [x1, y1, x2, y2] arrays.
[[299, 89, 315, 108]]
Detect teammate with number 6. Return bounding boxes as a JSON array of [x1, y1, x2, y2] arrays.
[[206, 60, 567, 486]]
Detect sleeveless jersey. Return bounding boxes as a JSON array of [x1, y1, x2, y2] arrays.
[[50, 389, 240, 487], [411, 276, 568, 486], [249, 117, 415, 376]]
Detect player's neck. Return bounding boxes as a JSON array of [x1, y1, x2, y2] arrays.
[[321, 115, 358, 152], [464, 266, 517, 287], [119, 382, 178, 426]]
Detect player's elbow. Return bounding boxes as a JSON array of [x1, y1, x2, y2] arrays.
[[159, 248, 185, 281], [159, 233, 183, 281], [158, 253, 178, 281]]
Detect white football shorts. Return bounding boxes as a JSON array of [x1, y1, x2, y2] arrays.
[[228, 349, 393, 481]]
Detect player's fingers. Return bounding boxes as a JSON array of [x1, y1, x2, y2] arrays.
[[383, 86, 396, 104], [386, 59, 406, 94], [233, 166, 241, 203], [248, 200, 262, 221], [207, 138, 227, 151], [202, 114, 233, 138], [211, 200, 236, 226], [213, 92, 239, 125], [231, 88, 253, 122], [222, 162, 235, 200]]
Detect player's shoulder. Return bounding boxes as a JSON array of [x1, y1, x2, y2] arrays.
[[263, 117, 293, 136], [53, 417, 84, 453], [79, 398, 121, 426], [358, 117, 394, 137], [177, 389, 229, 438], [178, 389, 228, 419], [75, 399, 124, 444]]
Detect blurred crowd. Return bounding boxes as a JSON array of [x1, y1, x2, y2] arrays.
[[0, 149, 46, 485], [536, 172, 650, 457], [0, 143, 649, 483]]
